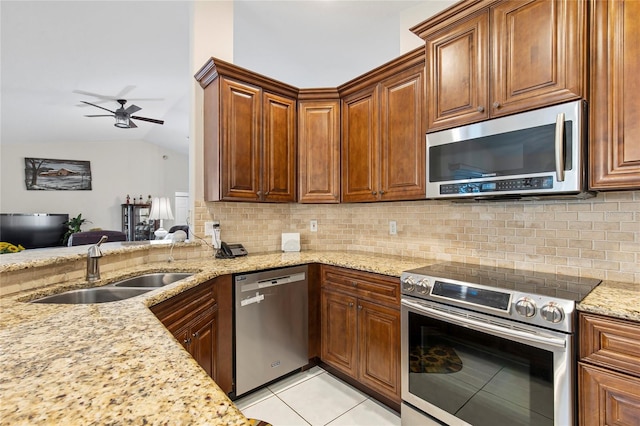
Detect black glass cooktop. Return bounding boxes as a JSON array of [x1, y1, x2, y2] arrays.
[[404, 261, 601, 302]]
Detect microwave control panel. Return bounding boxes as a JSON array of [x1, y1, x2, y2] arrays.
[[439, 176, 554, 195]]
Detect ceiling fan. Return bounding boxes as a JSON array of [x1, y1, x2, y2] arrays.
[[82, 99, 164, 128]]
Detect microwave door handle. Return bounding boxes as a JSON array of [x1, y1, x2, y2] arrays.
[[555, 112, 565, 182]]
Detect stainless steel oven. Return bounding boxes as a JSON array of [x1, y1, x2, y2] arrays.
[[400, 262, 601, 426]]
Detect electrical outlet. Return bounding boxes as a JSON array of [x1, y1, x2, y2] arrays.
[[310, 220, 318, 232], [389, 220, 397, 235], [204, 221, 214, 236]]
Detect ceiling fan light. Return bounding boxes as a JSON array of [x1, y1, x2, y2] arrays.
[[114, 115, 129, 128]]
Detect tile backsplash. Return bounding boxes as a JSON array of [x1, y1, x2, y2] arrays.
[[197, 191, 639, 284]]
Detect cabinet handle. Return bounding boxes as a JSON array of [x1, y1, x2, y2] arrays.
[[379, 190, 385, 195], [265, 191, 270, 196], [349, 302, 354, 307], [352, 281, 357, 287], [358, 305, 363, 310], [183, 337, 191, 345], [371, 191, 377, 196], [477, 106, 485, 112], [192, 332, 199, 339], [493, 102, 501, 109]]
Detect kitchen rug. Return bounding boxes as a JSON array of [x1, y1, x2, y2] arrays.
[[409, 343, 463, 374]]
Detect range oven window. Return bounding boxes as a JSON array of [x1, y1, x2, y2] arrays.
[[428, 123, 573, 182], [407, 311, 554, 426]]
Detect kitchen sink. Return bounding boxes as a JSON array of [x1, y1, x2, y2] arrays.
[[31, 287, 152, 304], [30, 272, 193, 304], [110, 272, 193, 288]]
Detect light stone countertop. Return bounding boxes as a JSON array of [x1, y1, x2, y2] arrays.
[[0, 247, 637, 424], [0, 250, 428, 425]]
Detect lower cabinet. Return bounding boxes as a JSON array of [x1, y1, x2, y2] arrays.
[[320, 266, 401, 407], [578, 312, 640, 425], [151, 275, 233, 394]]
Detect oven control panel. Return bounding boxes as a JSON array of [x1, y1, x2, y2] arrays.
[[401, 273, 574, 332]]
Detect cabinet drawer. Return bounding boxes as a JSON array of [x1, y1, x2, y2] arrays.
[[579, 363, 640, 426], [151, 281, 216, 332], [321, 265, 400, 307], [580, 313, 640, 377]]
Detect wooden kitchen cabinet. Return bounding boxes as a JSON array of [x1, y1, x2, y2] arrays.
[[339, 48, 426, 203], [424, 9, 489, 131], [578, 312, 640, 425], [320, 265, 401, 407], [195, 58, 298, 202], [589, 0, 640, 190], [297, 89, 341, 203], [151, 275, 233, 394], [415, 0, 586, 132]]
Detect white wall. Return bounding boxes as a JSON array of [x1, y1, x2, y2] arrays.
[[399, 1, 458, 51], [0, 140, 188, 231], [234, 1, 412, 87]]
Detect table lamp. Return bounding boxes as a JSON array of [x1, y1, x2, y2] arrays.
[[148, 197, 173, 239]]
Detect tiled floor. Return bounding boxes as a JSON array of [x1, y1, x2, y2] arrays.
[[234, 366, 401, 426]]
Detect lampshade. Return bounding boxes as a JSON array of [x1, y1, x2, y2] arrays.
[[114, 115, 130, 128], [149, 197, 173, 240], [148, 197, 174, 221]]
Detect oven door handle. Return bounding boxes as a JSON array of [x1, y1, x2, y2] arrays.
[[402, 299, 566, 351]]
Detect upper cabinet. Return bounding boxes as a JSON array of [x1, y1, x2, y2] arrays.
[[298, 89, 341, 203], [414, 0, 586, 132], [339, 49, 426, 202], [196, 58, 297, 202], [589, 0, 640, 190]]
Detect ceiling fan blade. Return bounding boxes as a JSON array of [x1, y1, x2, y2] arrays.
[[131, 115, 164, 125], [128, 119, 138, 129], [84, 114, 114, 117], [125, 104, 141, 115], [81, 101, 115, 114], [73, 89, 114, 100]]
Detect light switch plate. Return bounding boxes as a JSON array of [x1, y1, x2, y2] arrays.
[[204, 221, 214, 236], [389, 220, 397, 235], [310, 220, 318, 232]]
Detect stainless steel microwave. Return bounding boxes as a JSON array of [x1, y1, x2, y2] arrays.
[[426, 100, 594, 200]]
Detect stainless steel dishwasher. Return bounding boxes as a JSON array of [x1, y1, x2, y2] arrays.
[[234, 265, 308, 396]]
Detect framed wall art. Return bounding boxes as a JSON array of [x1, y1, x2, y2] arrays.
[[24, 158, 92, 190]]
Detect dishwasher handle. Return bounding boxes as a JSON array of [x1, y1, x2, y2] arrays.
[[240, 272, 306, 293]]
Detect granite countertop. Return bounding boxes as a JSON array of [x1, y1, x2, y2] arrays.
[[0, 250, 428, 425], [577, 279, 640, 322], [0, 248, 637, 424]]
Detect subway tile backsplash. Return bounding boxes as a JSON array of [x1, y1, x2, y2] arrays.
[[198, 191, 639, 284]]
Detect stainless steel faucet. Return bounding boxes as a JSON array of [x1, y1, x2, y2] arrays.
[[86, 235, 108, 282]]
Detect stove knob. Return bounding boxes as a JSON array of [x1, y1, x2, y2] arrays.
[[541, 303, 564, 323], [416, 278, 431, 295], [402, 276, 416, 292], [515, 298, 536, 317]]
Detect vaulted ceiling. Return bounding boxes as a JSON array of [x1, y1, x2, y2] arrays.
[[1, 1, 433, 156]]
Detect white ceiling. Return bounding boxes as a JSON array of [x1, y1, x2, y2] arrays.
[[1, 1, 432, 156]]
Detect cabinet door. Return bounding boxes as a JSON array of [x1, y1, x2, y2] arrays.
[[589, 0, 640, 190], [341, 86, 379, 202], [190, 308, 217, 379], [321, 289, 358, 377], [490, 0, 585, 117], [379, 64, 426, 201], [262, 92, 297, 202], [298, 99, 341, 203], [425, 10, 489, 131], [357, 300, 400, 403], [579, 363, 640, 426], [220, 77, 261, 201]]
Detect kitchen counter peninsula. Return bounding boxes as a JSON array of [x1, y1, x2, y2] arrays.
[[0, 248, 426, 425], [0, 245, 636, 424]]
